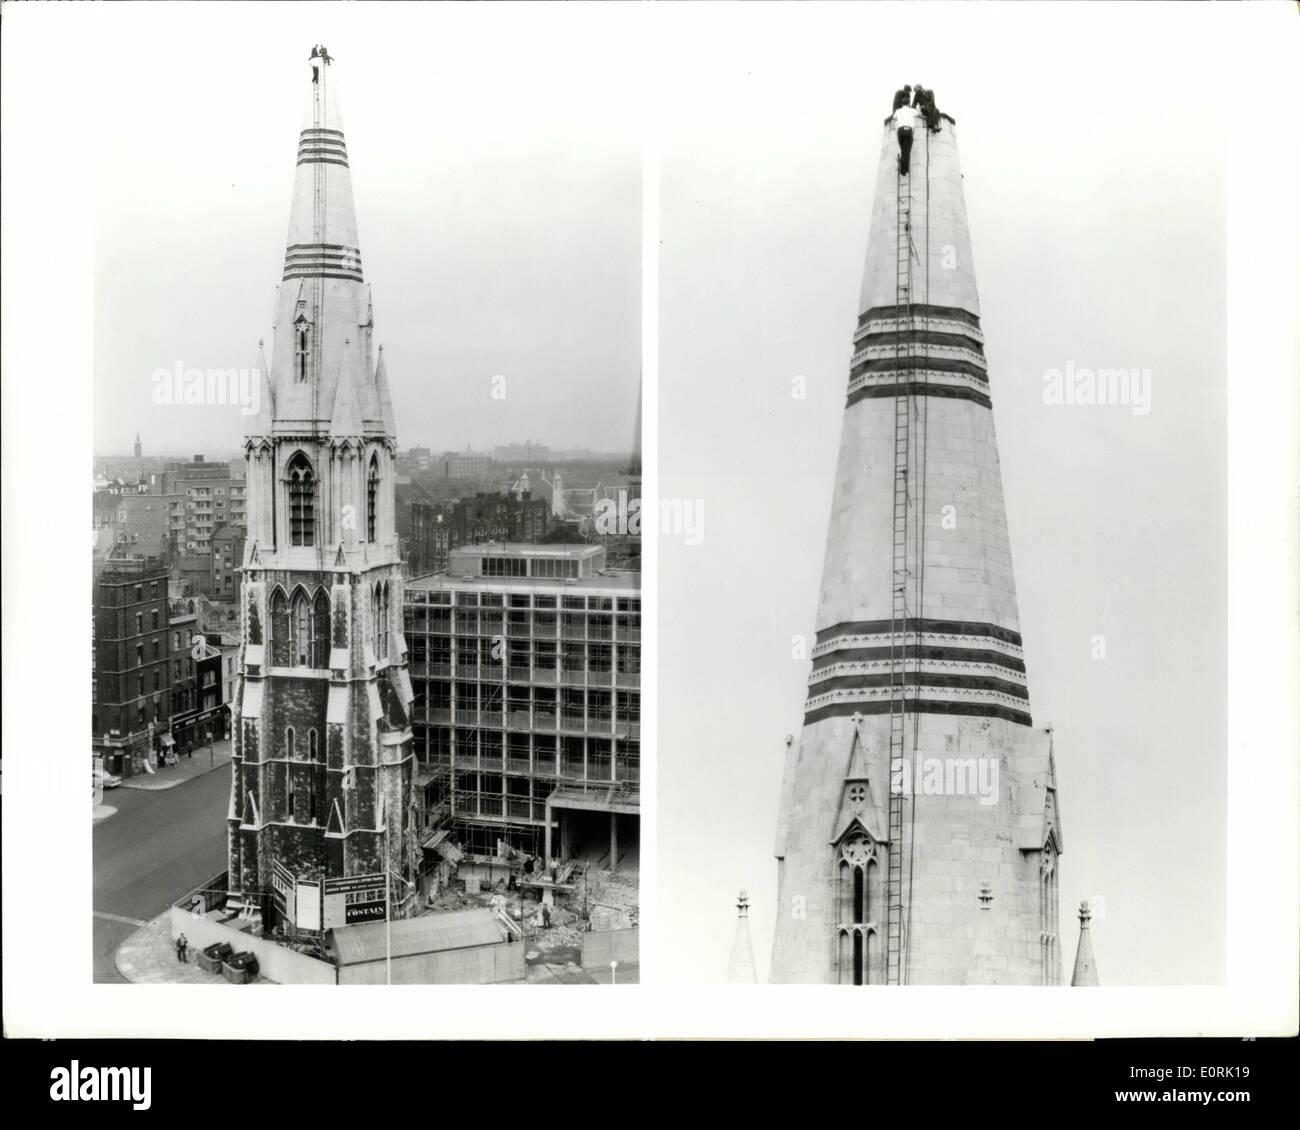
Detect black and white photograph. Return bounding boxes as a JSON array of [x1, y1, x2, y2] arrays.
[[2, 0, 1297, 1069], [80, 5, 642, 987], [657, 4, 1230, 990]]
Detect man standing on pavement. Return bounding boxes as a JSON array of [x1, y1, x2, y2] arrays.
[[175, 933, 188, 964]]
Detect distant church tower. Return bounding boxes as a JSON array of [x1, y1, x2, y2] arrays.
[[226, 48, 419, 925], [770, 89, 1063, 985], [133, 433, 142, 459]]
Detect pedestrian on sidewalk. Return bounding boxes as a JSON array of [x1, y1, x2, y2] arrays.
[[175, 933, 189, 963]]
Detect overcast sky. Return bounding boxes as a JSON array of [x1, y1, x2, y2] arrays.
[[93, 3, 641, 458], [656, 3, 1227, 985]]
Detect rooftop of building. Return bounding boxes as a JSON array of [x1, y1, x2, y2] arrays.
[[449, 542, 603, 561], [407, 570, 641, 595], [327, 908, 509, 965], [406, 541, 640, 594], [98, 554, 169, 578]]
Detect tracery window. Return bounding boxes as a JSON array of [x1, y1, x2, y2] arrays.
[[837, 834, 878, 985], [367, 454, 379, 542]]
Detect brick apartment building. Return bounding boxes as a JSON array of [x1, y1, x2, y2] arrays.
[[93, 553, 172, 776], [408, 492, 551, 577], [155, 456, 247, 553]]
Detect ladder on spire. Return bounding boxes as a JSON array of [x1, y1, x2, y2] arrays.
[[886, 153, 914, 986]]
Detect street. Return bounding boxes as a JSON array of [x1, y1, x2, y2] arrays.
[[92, 765, 230, 982]]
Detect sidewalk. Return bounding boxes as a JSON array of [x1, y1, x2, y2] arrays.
[[115, 912, 271, 985], [121, 740, 232, 792]]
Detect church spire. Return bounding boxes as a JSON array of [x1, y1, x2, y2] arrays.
[[726, 890, 759, 984], [227, 47, 416, 922], [1070, 900, 1100, 986], [329, 339, 363, 437], [248, 339, 275, 438], [374, 344, 396, 437], [270, 47, 377, 434], [770, 88, 1057, 987]]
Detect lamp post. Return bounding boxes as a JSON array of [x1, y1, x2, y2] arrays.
[[384, 820, 392, 986]]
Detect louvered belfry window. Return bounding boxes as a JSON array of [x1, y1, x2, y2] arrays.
[[288, 453, 315, 547]]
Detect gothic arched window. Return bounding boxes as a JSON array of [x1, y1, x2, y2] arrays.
[[837, 835, 877, 985], [840, 837, 874, 924], [291, 589, 311, 666], [312, 590, 330, 667], [287, 452, 315, 547], [294, 319, 310, 383], [367, 454, 379, 542], [270, 588, 290, 667], [374, 581, 390, 660], [1040, 842, 1060, 985], [286, 726, 296, 760]]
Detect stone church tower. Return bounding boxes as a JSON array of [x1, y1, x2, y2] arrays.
[[226, 48, 419, 924], [771, 91, 1063, 985]]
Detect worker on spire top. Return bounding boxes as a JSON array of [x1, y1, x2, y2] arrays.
[[911, 84, 942, 132]]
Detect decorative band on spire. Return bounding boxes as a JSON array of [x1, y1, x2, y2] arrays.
[[804, 697, 1033, 728], [297, 128, 349, 168], [805, 619, 1031, 725], [846, 302, 992, 409], [282, 242, 364, 283]]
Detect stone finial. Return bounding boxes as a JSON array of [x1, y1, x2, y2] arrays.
[[969, 882, 997, 984], [726, 889, 758, 984], [1071, 899, 1100, 987]]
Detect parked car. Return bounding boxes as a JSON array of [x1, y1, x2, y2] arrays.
[[101, 772, 123, 789]]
